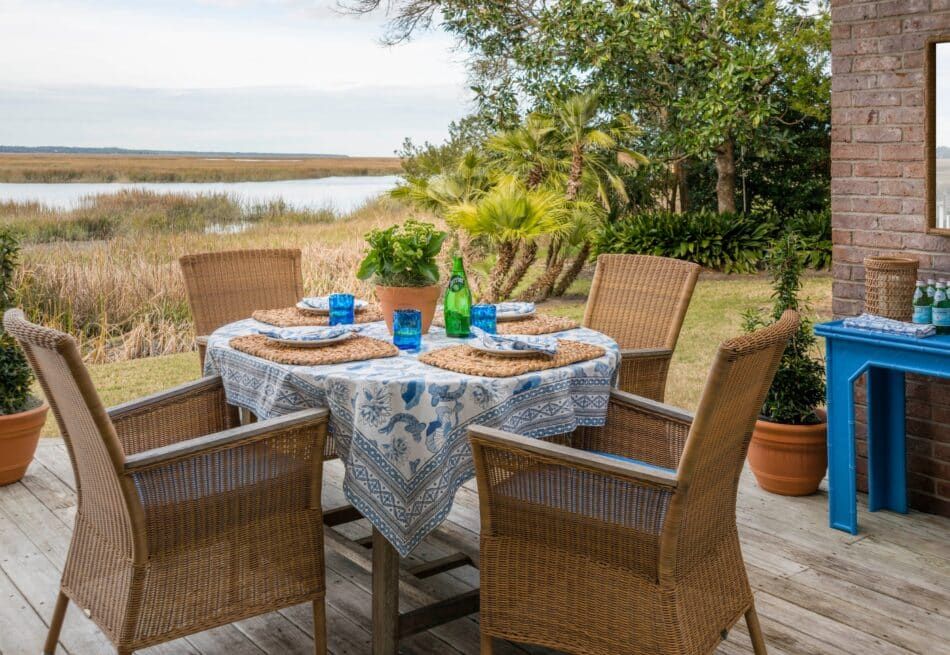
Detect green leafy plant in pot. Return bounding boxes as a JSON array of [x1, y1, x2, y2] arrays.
[[0, 228, 48, 485], [743, 234, 827, 496], [357, 219, 448, 334]]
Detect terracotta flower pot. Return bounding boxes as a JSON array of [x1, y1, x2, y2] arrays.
[[747, 410, 827, 496], [374, 284, 441, 335], [0, 400, 49, 486]]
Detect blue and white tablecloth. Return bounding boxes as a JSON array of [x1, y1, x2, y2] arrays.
[[205, 319, 621, 556]]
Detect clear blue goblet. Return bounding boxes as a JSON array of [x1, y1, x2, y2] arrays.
[[329, 293, 355, 325], [471, 303, 497, 334], [393, 309, 422, 351]]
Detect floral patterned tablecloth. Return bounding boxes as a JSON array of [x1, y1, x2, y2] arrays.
[[206, 319, 621, 556]]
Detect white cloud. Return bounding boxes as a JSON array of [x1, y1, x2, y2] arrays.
[[0, 0, 470, 152]]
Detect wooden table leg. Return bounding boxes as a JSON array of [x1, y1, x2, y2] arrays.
[[372, 528, 400, 655]]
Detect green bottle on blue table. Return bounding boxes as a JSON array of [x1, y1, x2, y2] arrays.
[[444, 256, 472, 338]]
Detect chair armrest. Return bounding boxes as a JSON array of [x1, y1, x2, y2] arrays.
[[617, 349, 674, 401], [108, 376, 240, 455], [609, 389, 694, 425], [469, 425, 677, 489], [573, 389, 693, 470], [124, 408, 329, 471], [620, 347, 673, 359]]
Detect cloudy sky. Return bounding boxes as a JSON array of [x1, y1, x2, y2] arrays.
[[0, 0, 470, 155]]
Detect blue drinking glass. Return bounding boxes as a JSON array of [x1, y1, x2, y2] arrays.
[[329, 293, 355, 325], [393, 309, 423, 351], [471, 304, 497, 334]]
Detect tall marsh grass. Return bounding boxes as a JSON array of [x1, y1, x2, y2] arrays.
[[6, 194, 420, 362], [0, 154, 402, 183]]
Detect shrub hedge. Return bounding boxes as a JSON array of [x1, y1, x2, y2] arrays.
[[594, 209, 830, 272]]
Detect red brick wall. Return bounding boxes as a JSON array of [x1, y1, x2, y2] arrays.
[[831, 0, 950, 516]]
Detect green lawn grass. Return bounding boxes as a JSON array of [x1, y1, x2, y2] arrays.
[[39, 273, 832, 437]]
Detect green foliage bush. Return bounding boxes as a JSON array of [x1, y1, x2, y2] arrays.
[[595, 209, 774, 273], [357, 219, 448, 287], [0, 228, 34, 415], [743, 235, 825, 424], [594, 208, 831, 273]]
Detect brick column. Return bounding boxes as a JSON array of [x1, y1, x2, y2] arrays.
[[832, 0, 950, 516]]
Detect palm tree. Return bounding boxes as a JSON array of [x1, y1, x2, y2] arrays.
[[486, 114, 559, 190], [390, 149, 493, 213], [521, 93, 647, 301], [448, 178, 568, 302]]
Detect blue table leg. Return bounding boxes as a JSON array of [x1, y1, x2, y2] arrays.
[[866, 367, 907, 514], [827, 343, 859, 534]]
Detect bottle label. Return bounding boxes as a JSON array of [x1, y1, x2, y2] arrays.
[[913, 306, 932, 324], [448, 274, 466, 292], [933, 306, 950, 327]]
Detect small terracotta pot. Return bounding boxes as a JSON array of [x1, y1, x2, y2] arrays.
[[0, 401, 49, 486], [748, 410, 827, 496], [374, 284, 441, 335]]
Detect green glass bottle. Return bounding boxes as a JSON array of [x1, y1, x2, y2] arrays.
[[933, 282, 950, 335], [912, 280, 932, 325], [926, 278, 937, 302], [443, 256, 472, 338]]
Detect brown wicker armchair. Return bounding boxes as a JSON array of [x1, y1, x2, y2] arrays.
[[179, 248, 304, 364], [470, 310, 800, 655], [3, 309, 328, 655], [583, 254, 700, 401]]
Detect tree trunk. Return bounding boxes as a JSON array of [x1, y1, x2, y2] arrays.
[[553, 241, 591, 297], [566, 143, 584, 201], [519, 252, 566, 302], [676, 159, 689, 213], [715, 139, 736, 214], [498, 241, 537, 301], [487, 241, 518, 303], [526, 164, 544, 190]]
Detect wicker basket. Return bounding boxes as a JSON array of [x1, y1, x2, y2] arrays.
[[864, 256, 919, 321]]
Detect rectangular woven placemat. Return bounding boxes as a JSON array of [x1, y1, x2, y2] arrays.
[[418, 340, 604, 377], [252, 306, 384, 327], [229, 334, 398, 366], [432, 312, 579, 335]]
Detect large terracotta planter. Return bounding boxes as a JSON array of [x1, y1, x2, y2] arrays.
[[0, 400, 49, 486], [747, 410, 827, 496], [374, 284, 441, 334]]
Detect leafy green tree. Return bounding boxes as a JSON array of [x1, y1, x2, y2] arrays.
[[347, 0, 829, 215], [0, 228, 33, 415]]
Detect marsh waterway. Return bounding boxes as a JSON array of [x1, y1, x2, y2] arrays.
[[0, 175, 400, 214]]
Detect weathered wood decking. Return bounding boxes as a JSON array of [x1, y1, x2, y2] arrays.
[[1, 439, 948, 655]]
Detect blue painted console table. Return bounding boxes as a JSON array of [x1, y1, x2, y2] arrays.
[[815, 320, 950, 534]]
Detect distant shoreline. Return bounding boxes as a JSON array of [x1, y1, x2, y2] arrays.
[[0, 153, 403, 183]]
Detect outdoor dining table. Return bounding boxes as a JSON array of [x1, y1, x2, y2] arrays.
[[205, 317, 621, 654]]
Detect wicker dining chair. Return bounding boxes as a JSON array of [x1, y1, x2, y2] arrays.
[[3, 309, 329, 655], [583, 254, 700, 401], [179, 248, 304, 364], [470, 310, 800, 655]]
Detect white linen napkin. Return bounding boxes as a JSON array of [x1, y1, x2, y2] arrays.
[[470, 326, 558, 356]]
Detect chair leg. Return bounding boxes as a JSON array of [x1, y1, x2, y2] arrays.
[[480, 632, 493, 655], [745, 604, 768, 655], [313, 599, 327, 655], [43, 591, 69, 655]]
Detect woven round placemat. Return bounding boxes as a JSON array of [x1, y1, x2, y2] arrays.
[[229, 334, 398, 366], [418, 339, 604, 377], [252, 306, 384, 327], [432, 312, 579, 335]]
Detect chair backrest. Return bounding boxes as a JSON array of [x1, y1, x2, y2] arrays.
[[179, 249, 304, 336], [659, 309, 799, 582], [3, 309, 139, 559], [583, 254, 700, 351]]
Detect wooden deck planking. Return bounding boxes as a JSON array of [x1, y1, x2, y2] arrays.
[[0, 439, 945, 655]]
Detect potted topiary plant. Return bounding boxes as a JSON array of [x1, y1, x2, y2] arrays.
[[0, 228, 48, 485], [743, 234, 827, 496], [357, 219, 447, 334]]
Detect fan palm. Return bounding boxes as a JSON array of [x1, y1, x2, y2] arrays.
[[448, 178, 568, 302], [523, 92, 648, 301], [486, 114, 559, 190]]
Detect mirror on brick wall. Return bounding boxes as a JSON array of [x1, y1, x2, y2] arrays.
[[928, 38, 950, 234]]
